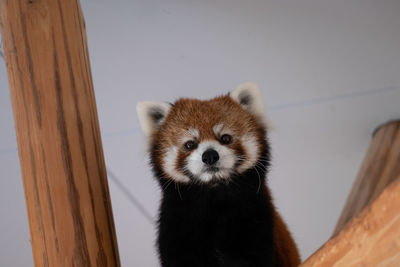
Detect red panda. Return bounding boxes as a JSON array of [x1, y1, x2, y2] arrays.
[[137, 83, 301, 267]]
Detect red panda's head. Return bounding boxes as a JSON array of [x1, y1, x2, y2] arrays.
[[137, 82, 268, 184]]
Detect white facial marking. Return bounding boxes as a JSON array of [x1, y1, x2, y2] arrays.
[[188, 128, 199, 139], [213, 123, 234, 137], [213, 123, 224, 136], [180, 127, 199, 144], [163, 146, 190, 182], [186, 141, 236, 182], [237, 134, 260, 173]]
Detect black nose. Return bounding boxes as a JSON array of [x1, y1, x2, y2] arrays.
[[202, 149, 219, 165]]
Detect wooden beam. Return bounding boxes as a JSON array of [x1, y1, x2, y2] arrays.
[[301, 178, 400, 266], [0, 0, 120, 266], [333, 120, 400, 235]]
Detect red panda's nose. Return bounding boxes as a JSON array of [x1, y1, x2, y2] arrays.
[[202, 149, 219, 165]]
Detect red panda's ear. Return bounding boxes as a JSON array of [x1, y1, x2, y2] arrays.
[[136, 101, 172, 136], [230, 82, 266, 123]]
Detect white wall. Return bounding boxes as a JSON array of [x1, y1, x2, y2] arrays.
[[1, 0, 399, 265]]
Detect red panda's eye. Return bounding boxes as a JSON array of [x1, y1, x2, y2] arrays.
[[184, 140, 197, 151], [220, 134, 232, 145]]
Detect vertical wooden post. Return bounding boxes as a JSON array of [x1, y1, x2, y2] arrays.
[[0, 0, 121, 266], [333, 120, 400, 235]]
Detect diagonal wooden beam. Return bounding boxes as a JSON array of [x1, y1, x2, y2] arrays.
[[301, 120, 400, 266], [0, 0, 120, 266], [301, 178, 400, 266], [334, 120, 400, 235]]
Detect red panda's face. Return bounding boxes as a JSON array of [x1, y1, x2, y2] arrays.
[[137, 83, 267, 184]]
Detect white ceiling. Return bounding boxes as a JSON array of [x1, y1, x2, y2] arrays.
[[0, 0, 399, 266]]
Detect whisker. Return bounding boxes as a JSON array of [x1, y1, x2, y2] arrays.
[[254, 162, 267, 171], [162, 179, 174, 191], [253, 165, 262, 194], [175, 183, 183, 200]]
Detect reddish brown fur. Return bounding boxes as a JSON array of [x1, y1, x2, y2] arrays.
[[274, 211, 301, 266], [258, 185, 302, 266], [158, 96, 264, 141]]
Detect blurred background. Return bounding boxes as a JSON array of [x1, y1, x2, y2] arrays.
[[1, 0, 400, 265]]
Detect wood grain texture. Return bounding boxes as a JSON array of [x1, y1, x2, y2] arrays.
[[301, 178, 400, 267], [333, 121, 400, 235], [0, 0, 121, 266]]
